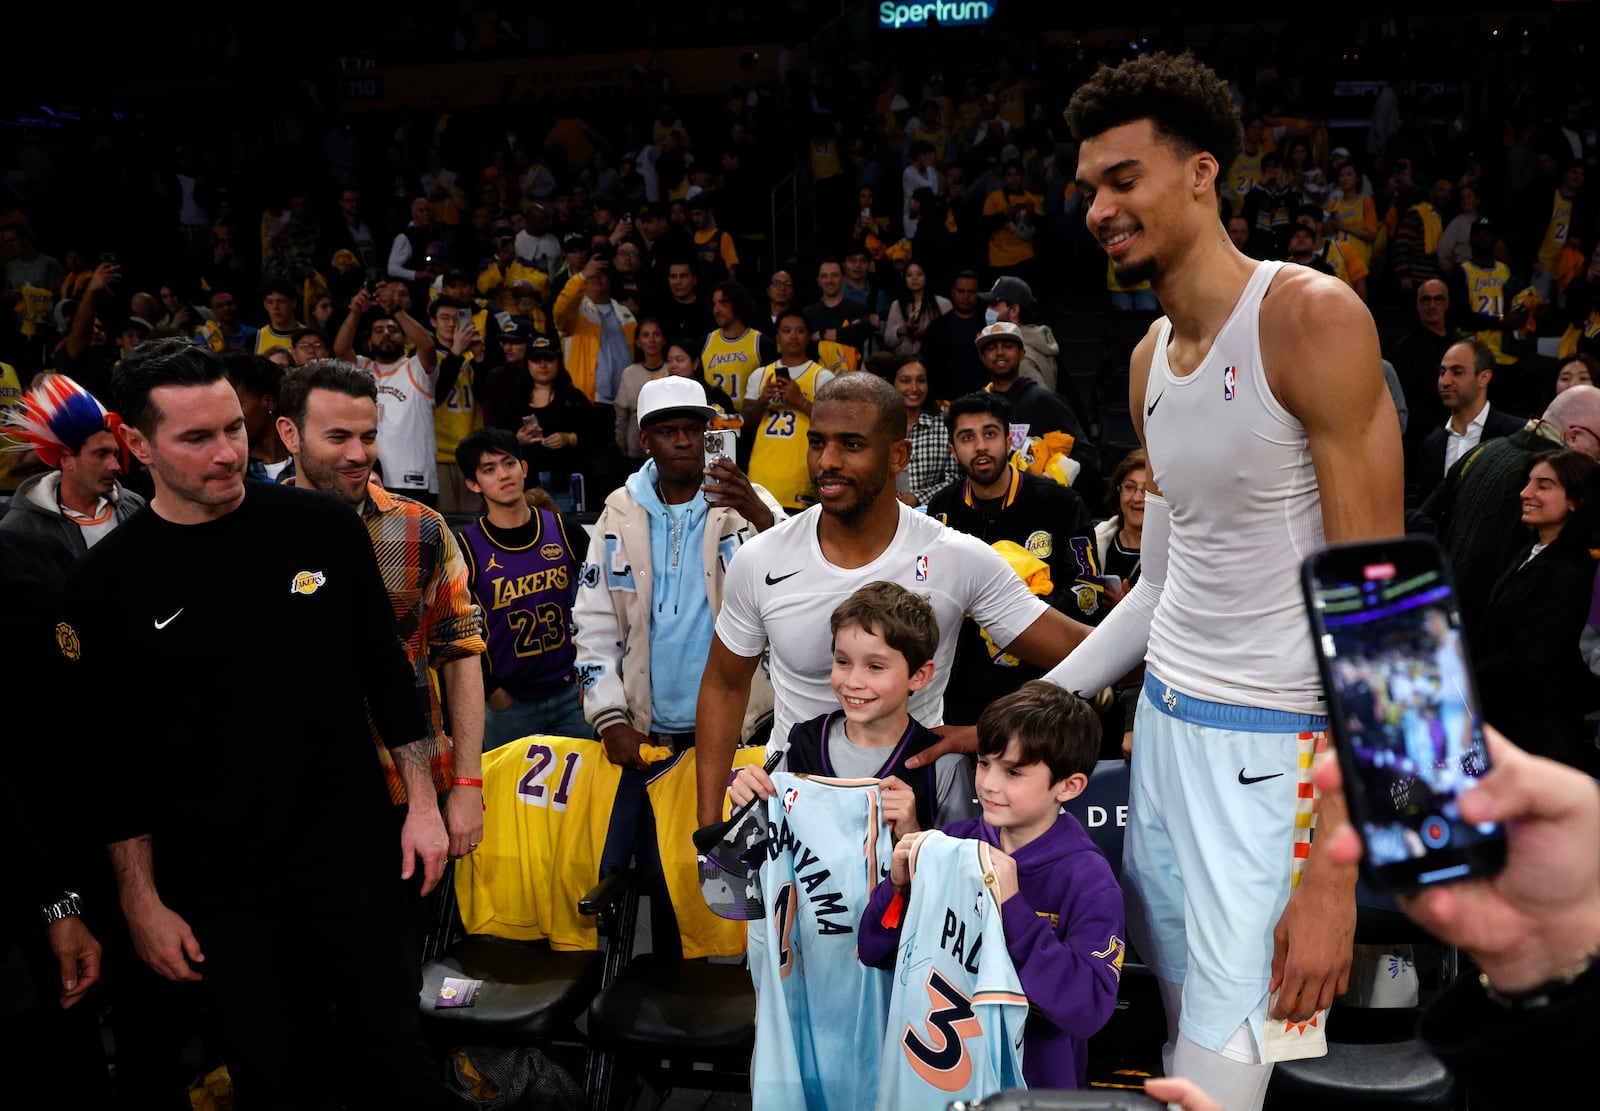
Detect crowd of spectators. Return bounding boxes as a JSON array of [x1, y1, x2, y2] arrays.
[[8, 7, 1600, 1104]]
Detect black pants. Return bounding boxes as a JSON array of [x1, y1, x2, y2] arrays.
[[192, 881, 441, 1111]]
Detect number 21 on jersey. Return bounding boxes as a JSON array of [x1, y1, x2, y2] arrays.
[[517, 740, 580, 811]]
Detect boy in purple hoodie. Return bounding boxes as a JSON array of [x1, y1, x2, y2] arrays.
[[857, 681, 1125, 1090]]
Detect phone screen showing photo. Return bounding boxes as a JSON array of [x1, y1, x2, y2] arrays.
[[1306, 539, 1505, 889]]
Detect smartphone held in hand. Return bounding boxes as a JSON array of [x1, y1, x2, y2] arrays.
[[1301, 536, 1506, 893], [703, 429, 738, 503]]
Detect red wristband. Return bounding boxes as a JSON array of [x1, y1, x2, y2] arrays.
[[451, 777, 483, 788]]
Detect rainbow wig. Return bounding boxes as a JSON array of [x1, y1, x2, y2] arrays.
[[2, 374, 124, 468]]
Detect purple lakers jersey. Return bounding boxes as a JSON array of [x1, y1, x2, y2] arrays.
[[459, 509, 580, 699]]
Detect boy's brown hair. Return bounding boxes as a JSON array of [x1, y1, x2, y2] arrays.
[[829, 580, 939, 674], [976, 681, 1101, 783]]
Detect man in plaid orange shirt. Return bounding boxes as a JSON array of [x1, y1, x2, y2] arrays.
[[276, 359, 489, 862]]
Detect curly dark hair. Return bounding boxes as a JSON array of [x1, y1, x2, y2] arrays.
[[1065, 52, 1242, 181]]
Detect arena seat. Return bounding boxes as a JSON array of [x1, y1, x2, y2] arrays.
[[582, 907, 758, 1106], [1264, 888, 1464, 1110], [415, 737, 655, 1104], [416, 860, 623, 1104], [582, 750, 767, 1106]]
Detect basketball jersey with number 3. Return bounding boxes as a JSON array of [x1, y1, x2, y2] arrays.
[[876, 830, 1027, 1110], [750, 773, 895, 1110]]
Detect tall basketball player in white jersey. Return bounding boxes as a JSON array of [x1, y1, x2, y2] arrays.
[[1048, 54, 1404, 1109]]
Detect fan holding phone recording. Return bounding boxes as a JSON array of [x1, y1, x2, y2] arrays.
[[1304, 537, 1506, 893]]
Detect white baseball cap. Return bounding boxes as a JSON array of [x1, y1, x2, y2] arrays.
[[637, 376, 717, 427], [975, 321, 1025, 350]]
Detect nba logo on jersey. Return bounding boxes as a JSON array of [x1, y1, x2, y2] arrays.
[[782, 787, 799, 812], [1222, 365, 1238, 401], [915, 554, 929, 581]]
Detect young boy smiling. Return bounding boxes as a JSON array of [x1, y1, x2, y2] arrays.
[[857, 681, 1126, 1090], [728, 580, 977, 834]]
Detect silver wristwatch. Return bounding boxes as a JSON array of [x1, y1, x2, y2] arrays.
[[40, 891, 83, 927]]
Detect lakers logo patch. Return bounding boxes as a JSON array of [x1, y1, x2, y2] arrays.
[[1094, 935, 1127, 978], [290, 570, 327, 595], [55, 622, 81, 660], [540, 543, 564, 561], [1024, 529, 1052, 558]]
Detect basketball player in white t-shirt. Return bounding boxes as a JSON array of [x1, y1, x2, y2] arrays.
[[694, 372, 1091, 826], [333, 286, 441, 504], [1045, 54, 1403, 1109]]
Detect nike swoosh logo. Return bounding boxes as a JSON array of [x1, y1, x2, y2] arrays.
[[1238, 769, 1285, 785], [1146, 391, 1164, 417], [154, 609, 184, 630], [764, 570, 802, 586]]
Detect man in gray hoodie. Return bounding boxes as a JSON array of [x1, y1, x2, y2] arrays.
[[0, 374, 144, 559]]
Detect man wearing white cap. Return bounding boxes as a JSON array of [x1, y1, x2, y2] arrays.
[[977, 320, 1085, 443], [574, 375, 783, 768]]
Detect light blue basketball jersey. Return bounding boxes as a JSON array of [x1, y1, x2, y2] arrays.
[[750, 773, 896, 1110], [876, 831, 1028, 1110]]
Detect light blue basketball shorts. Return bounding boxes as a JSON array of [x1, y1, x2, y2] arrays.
[[1125, 673, 1327, 1055]]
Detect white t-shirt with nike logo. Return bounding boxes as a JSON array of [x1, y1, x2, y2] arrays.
[[716, 501, 1048, 747]]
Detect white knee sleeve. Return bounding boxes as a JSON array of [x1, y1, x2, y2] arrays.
[[1169, 1029, 1272, 1111]]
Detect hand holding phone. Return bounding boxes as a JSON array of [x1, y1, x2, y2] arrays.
[[1302, 536, 1506, 893]]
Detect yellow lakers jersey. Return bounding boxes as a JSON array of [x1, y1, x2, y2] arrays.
[[254, 326, 295, 356], [0, 361, 25, 492], [435, 355, 484, 464], [1539, 191, 1575, 271], [701, 328, 764, 406], [454, 736, 621, 950], [15, 285, 54, 338], [453, 737, 762, 956], [1461, 259, 1516, 364], [1318, 239, 1369, 290], [1227, 149, 1264, 216], [645, 746, 766, 959], [1324, 193, 1376, 265], [749, 360, 824, 509]]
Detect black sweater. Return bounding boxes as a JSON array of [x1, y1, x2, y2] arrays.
[[62, 481, 425, 920]]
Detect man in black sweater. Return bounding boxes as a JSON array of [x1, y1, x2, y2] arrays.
[[59, 338, 448, 1109]]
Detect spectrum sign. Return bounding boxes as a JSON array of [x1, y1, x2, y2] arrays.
[[877, 1, 995, 30]]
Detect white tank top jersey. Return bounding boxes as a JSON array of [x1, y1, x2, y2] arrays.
[[1141, 261, 1326, 715], [362, 355, 440, 493]]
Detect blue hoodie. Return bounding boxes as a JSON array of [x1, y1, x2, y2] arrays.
[[858, 811, 1125, 1090], [627, 459, 713, 731]]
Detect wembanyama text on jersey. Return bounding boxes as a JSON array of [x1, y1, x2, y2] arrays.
[[750, 773, 896, 1111]]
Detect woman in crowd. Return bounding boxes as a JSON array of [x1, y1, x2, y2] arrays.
[[1474, 449, 1600, 776], [664, 336, 736, 417], [882, 354, 957, 505], [304, 292, 336, 334], [1324, 160, 1379, 268], [1555, 354, 1598, 395], [881, 260, 950, 356], [484, 323, 594, 511], [1094, 447, 1148, 608], [1435, 180, 1486, 272], [614, 318, 669, 457]]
